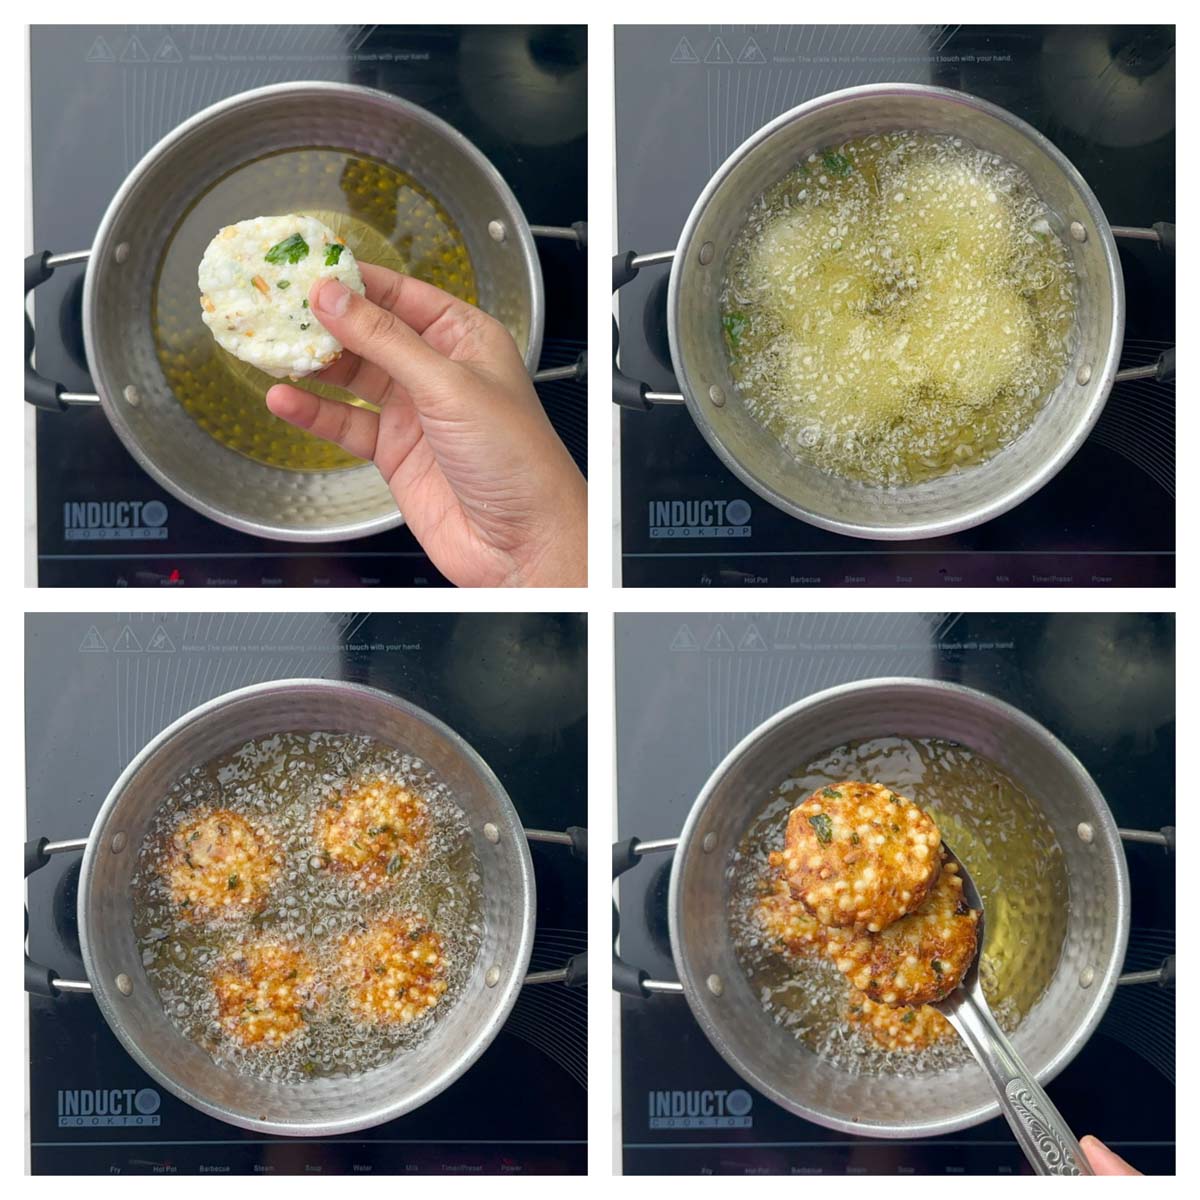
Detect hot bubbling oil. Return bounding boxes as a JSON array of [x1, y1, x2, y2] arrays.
[[152, 147, 478, 471], [131, 731, 483, 1084], [728, 735, 1069, 1076], [720, 132, 1077, 487]]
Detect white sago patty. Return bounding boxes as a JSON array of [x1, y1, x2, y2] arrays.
[[198, 213, 366, 379]]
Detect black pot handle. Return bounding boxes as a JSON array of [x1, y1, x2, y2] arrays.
[[1116, 826, 1175, 988], [612, 836, 684, 998], [524, 827, 587, 987], [24, 835, 91, 997], [612, 250, 685, 411], [24, 249, 99, 413]]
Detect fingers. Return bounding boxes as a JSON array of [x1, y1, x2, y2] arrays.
[[357, 263, 470, 336], [315, 349, 398, 408], [265, 385, 380, 462], [309, 276, 462, 396], [1079, 1136, 1141, 1176]]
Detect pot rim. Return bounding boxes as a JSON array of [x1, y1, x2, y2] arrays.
[[667, 675, 1131, 1138], [82, 80, 545, 543], [667, 82, 1126, 540], [77, 677, 536, 1136]]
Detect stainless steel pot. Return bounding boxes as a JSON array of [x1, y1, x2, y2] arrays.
[[614, 83, 1174, 539], [613, 678, 1173, 1138], [25, 679, 586, 1136], [26, 82, 585, 542]]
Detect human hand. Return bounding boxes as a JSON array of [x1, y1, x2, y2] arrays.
[[1080, 1135, 1142, 1175], [266, 264, 587, 587]]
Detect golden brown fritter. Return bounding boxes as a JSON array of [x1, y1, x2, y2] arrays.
[[755, 861, 826, 959], [779, 781, 942, 931], [845, 993, 955, 1052], [164, 809, 280, 921], [337, 915, 448, 1025], [212, 939, 317, 1048], [314, 778, 428, 890], [826, 856, 980, 1006]]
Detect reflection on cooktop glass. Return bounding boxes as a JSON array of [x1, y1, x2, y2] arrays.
[[26, 613, 586, 1174], [29, 26, 586, 587], [615, 26, 1174, 587], [616, 613, 1174, 1174]]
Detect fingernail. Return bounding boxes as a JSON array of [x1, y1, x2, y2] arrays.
[[315, 278, 351, 317]]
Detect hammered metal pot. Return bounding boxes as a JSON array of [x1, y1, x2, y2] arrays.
[[614, 83, 1172, 540], [25, 679, 585, 1136], [26, 82, 547, 542], [613, 678, 1169, 1138]]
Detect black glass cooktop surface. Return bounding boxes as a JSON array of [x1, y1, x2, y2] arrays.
[[29, 25, 586, 587], [615, 26, 1174, 587], [26, 613, 586, 1173], [616, 613, 1174, 1173]]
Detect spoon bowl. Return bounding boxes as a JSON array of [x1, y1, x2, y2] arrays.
[[932, 842, 1094, 1175]]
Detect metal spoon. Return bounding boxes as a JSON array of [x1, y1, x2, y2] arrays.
[[931, 843, 1094, 1175]]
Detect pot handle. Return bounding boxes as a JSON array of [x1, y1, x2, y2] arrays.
[[24, 250, 100, 412], [24, 836, 92, 997], [529, 223, 588, 385], [1115, 349, 1175, 385], [1112, 221, 1175, 257], [523, 827, 587, 987], [1111, 223, 1175, 385], [1116, 826, 1176, 988], [612, 250, 685, 411], [612, 836, 684, 997]]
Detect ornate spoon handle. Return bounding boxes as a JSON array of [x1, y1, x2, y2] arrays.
[[939, 983, 1093, 1175]]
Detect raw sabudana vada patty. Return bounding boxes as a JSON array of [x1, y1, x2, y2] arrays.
[[313, 777, 428, 890], [780, 781, 942, 931], [164, 809, 280, 921], [212, 939, 318, 1048], [337, 915, 448, 1025], [198, 213, 366, 379], [827, 854, 980, 1006]]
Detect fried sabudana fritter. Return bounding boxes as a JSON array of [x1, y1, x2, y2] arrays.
[[314, 778, 428, 890], [845, 993, 955, 1052], [163, 808, 280, 921], [337, 915, 448, 1025], [754, 863, 826, 959], [779, 781, 942, 932], [212, 939, 318, 1048], [826, 855, 980, 1006]]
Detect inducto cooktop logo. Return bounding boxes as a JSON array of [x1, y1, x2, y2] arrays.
[[63, 499, 169, 541], [648, 498, 752, 539], [648, 1088, 753, 1129], [57, 1087, 161, 1127]]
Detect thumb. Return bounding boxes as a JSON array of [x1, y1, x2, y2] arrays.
[[1080, 1135, 1141, 1175], [310, 277, 460, 406]]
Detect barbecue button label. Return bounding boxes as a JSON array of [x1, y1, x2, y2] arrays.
[[57, 1087, 161, 1127], [648, 1088, 753, 1128]]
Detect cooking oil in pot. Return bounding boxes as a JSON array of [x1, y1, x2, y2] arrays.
[[131, 731, 483, 1084], [721, 132, 1077, 487], [729, 735, 1069, 1075], [152, 147, 478, 471]]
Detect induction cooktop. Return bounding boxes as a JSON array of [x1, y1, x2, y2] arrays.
[[26, 612, 587, 1173], [616, 612, 1174, 1173], [29, 25, 586, 587]]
